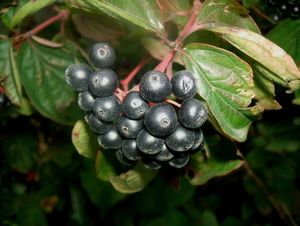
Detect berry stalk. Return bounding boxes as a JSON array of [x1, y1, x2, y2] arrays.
[[14, 10, 68, 45], [120, 56, 150, 91]]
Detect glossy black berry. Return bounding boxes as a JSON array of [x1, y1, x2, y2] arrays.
[[117, 116, 143, 138], [0, 93, 10, 109], [171, 70, 197, 100], [89, 69, 118, 97], [277, 4, 288, 15], [140, 71, 171, 103], [78, 91, 95, 112], [93, 96, 121, 122], [122, 91, 149, 119], [169, 154, 189, 169], [178, 98, 207, 129], [271, 13, 281, 22], [144, 103, 178, 137], [289, 5, 300, 18], [65, 64, 92, 92], [86, 114, 111, 134], [142, 159, 162, 170], [155, 144, 174, 162], [122, 140, 141, 161], [116, 149, 135, 166], [89, 43, 116, 68], [190, 129, 204, 151], [98, 127, 122, 149], [166, 125, 195, 152], [136, 129, 164, 155]]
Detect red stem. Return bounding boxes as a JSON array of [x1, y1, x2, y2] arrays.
[[166, 99, 181, 108], [14, 10, 68, 44], [153, 0, 202, 74], [166, 60, 173, 79], [154, 50, 176, 73], [177, 0, 202, 43], [120, 56, 150, 91]]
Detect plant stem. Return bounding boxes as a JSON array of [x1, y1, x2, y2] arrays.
[[166, 99, 181, 108], [14, 10, 68, 44], [154, 50, 176, 72], [120, 56, 150, 91], [238, 151, 298, 226], [153, 0, 203, 74], [176, 0, 202, 43]]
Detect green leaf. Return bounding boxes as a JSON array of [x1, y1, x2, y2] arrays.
[[253, 67, 281, 110], [206, 26, 300, 91], [109, 163, 157, 193], [199, 210, 219, 226], [188, 154, 243, 186], [267, 19, 300, 65], [9, 0, 55, 29], [17, 39, 82, 125], [16, 204, 47, 226], [187, 136, 244, 186], [65, 0, 164, 34], [156, 0, 191, 28], [1, 134, 37, 173], [95, 151, 117, 181], [72, 13, 124, 42], [72, 120, 98, 158], [293, 89, 300, 105], [141, 37, 183, 64], [80, 160, 126, 212], [181, 43, 260, 142], [0, 39, 33, 115], [197, 0, 260, 33]]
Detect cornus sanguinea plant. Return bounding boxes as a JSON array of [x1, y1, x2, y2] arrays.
[[65, 42, 207, 169]]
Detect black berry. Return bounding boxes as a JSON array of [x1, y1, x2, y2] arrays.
[[122, 139, 141, 161], [142, 159, 162, 170], [78, 91, 95, 112], [140, 71, 171, 103], [89, 43, 116, 68], [86, 114, 111, 134], [171, 70, 197, 100], [178, 98, 207, 129], [169, 154, 190, 169], [89, 69, 118, 97], [122, 91, 149, 119], [165, 125, 195, 152], [93, 96, 121, 122], [136, 129, 164, 155], [98, 127, 122, 149], [190, 129, 204, 152], [155, 144, 174, 162], [117, 116, 143, 138], [116, 149, 135, 166], [65, 64, 92, 92], [144, 103, 178, 137]]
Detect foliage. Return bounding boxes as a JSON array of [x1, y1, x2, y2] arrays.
[[1, 0, 300, 225]]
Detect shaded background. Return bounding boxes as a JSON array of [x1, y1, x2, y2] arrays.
[[1, 0, 300, 225]]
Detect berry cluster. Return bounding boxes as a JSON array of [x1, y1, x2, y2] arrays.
[[65, 43, 207, 170], [265, 0, 300, 22]]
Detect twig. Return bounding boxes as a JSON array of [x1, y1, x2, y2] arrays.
[[251, 6, 275, 24], [120, 56, 150, 91], [14, 10, 69, 45], [165, 99, 181, 108], [238, 150, 298, 226]]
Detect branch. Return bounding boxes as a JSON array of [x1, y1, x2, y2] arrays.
[[14, 10, 68, 44], [238, 151, 298, 226], [120, 56, 150, 91], [176, 0, 202, 43]]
